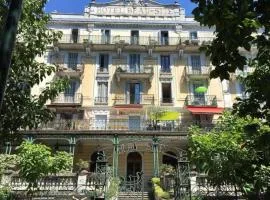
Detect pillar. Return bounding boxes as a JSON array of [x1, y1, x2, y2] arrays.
[[69, 137, 76, 172], [153, 136, 159, 177], [112, 134, 119, 177]]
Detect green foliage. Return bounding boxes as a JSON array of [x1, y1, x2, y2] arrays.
[[189, 112, 270, 196], [18, 141, 72, 191], [105, 177, 120, 199], [0, 0, 69, 141], [75, 159, 89, 172], [0, 154, 18, 178], [191, 0, 270, 121], [151, 177, 170, 199], [159, 164, 176, 176], [0, 186, 12, 200], [151, 177, 161, 185]]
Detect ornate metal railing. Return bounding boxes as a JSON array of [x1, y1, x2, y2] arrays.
[[160, 98, 174, 104], [36, 119, 218, 132], [115, 65, 153, 74], [114, 94, 154, 105], [185, 66, 211, 76], [185, 95, 217, 106], [51, 93, 82, 104], [95, 97, 108, 105], [57, 34, 214, 46]]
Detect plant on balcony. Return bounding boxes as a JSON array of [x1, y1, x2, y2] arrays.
[[116, 66, 126, 73]]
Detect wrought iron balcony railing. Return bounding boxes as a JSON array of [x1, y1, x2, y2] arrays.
[[36, 118, 218, 132], [51, 93, 82, 104], [95, 97, 108, 105], [57, 34, 215, 46], [160, 68, 171, 73], [114, 94, 154, 105], [161, 98, 174, 104], [185, 66, 211, 76], [185, 95, 217, 106], [115, 65, 153, 74]]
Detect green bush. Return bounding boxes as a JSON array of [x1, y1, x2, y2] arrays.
[[151, 177, 161, 185], [0, 186, 12, 200]]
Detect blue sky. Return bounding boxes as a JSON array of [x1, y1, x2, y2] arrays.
[[45, 0, 196, 15]]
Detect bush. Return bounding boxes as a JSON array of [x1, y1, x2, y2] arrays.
[[0, 186, 12, 200], [151, 177, 161, 185]]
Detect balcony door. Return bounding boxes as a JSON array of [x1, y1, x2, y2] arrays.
[[190, 55, 201, 74], [160, 31, 169, 45], [161, 83, 172, 103], [101, 29, 110, 44], [129, 54, 140, 73], [192, 82, 206, 105], [129, 116, 141, 131], [64, 80, 78, 103], [99, 54, 109, 72], [71, 29, 78, 43], [68, 52, 78, 70], [127, 83, 141, 104], [131, 30, 139, 45], [161, 55, 170, 73], [95, 115, 107, 130]]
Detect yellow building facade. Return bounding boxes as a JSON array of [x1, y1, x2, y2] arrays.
[[25, 0, 249, 187]]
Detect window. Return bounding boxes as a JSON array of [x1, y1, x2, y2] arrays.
[[161, 83, 172, 103], [190, 31, 198, 40], [99, 54, 109, 72], [129, 54, 140, 72], [64, 80, 78, 103], [161, 55, 170, 72], [191, 55, 201, 70], [96, 82, 108, 104], [68, 53, 78, 69], [71, 29, 78, 43]]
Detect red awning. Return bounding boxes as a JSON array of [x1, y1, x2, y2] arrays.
[[186, 106, 224, 114]]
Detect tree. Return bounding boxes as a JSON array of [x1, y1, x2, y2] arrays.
[[17, 141, 72, 192], [0, 0, 69, 142], [189, 112, 270, 198], [191, 0, 270, 122]]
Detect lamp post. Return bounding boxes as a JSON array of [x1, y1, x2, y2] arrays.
[[0, 0, 24, 112]]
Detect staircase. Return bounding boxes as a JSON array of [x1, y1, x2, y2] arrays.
[[118, 192, 150, 200]]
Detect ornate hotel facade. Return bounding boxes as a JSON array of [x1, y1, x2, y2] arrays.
[[23, 0, 249, 181]]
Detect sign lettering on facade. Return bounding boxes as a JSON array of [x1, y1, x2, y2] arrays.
[[90, 6, 178, 17]]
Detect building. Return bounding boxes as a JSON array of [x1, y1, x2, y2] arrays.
[[13, 0, 251, 193]]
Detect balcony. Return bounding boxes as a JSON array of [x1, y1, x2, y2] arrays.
[[181, 37, 213, 46], [96, 67, 109, 78], [185, 95, 217, 107], [51, 93, 82, 106], [185, 66, 211, 80], [115, 65, 153, 81], [114, 94, 154, 105], [55, 34, 214, 52], [94, 97, 108, 105], [56, 64, 84, 77], [36, 118, 217, 132]]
